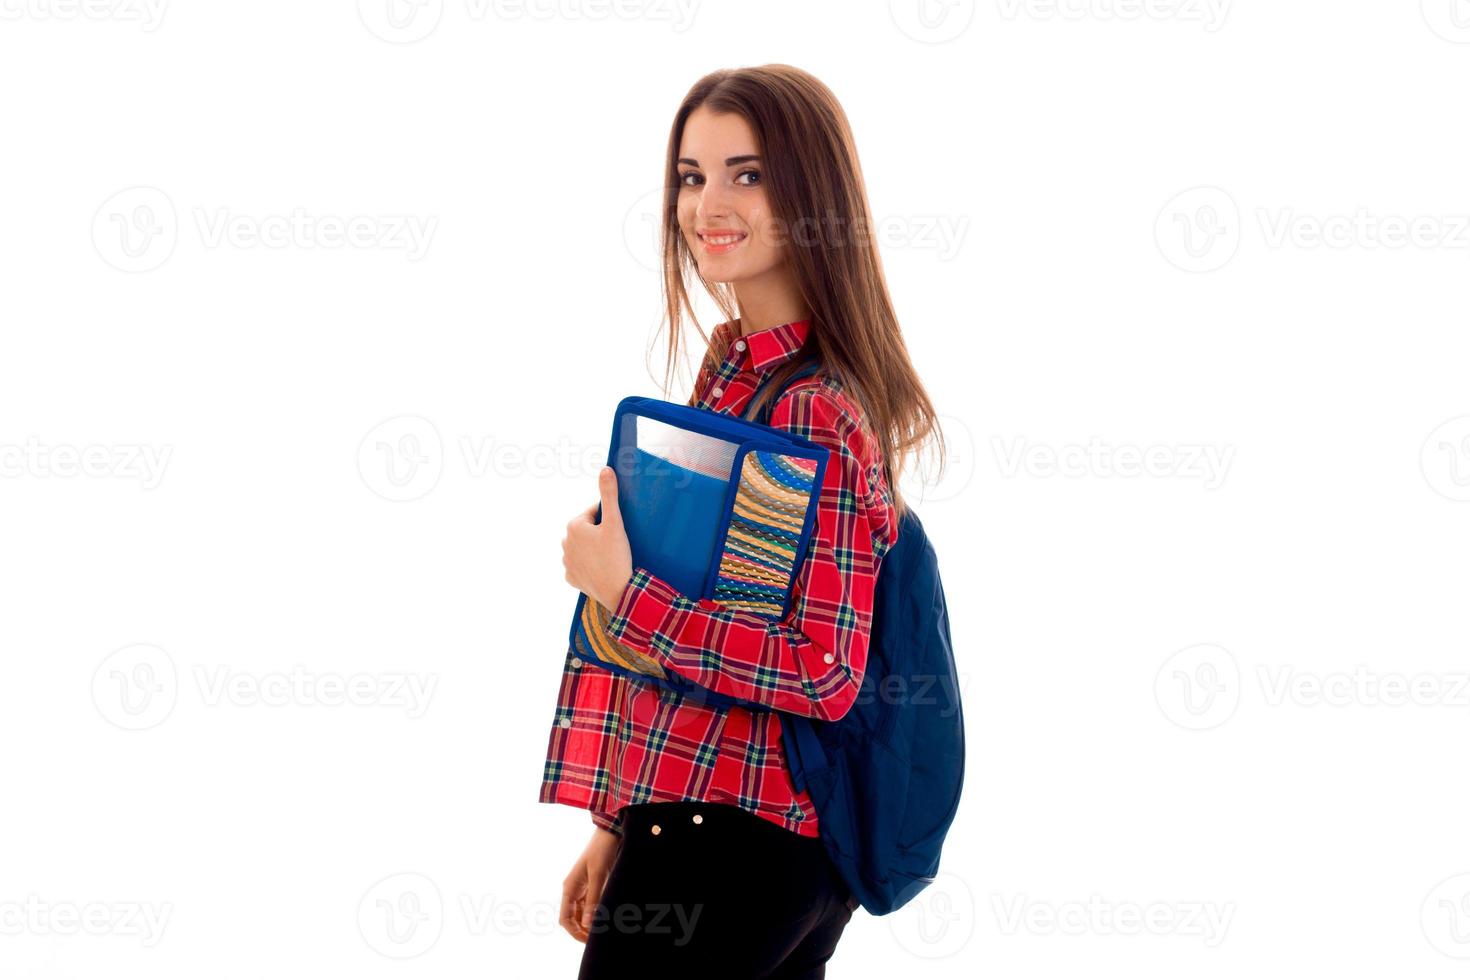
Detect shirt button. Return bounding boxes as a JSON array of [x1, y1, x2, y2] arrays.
[[570, 658, 582, 669], [823, 653, 836, 664], [559, 717, 572, 728], [734, 340, 746, 351], [692, 813, 703, 825], [651, 824, 662, 835], [711, 386, 723, 399]]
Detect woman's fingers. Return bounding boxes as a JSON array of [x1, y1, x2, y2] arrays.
[[571, 896, 588, 943], [560, 868, 589, 943], [581, 872, 606, 934], [562, 892, 588, 943]]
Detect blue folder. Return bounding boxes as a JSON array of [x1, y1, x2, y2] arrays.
[[568, 393, 830, 708]]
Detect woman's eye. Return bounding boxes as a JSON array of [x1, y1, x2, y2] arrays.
[[678, 171, 702, 186], [736, 169, 761, 186]]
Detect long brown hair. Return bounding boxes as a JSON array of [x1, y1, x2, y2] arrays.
[[655, 64, 947, 521]]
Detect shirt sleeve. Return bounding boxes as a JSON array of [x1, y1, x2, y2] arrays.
[[591, 805, 626, 836], [601, 382, 892, 722]]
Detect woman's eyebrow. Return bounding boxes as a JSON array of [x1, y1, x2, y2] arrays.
[[676, 154, 761, 167]]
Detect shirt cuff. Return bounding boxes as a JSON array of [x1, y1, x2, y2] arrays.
[[591, 806, 626, 836], [605, 565, 705, 662]]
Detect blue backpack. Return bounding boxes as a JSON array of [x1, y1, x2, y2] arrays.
[[745, 358, 966, 917]]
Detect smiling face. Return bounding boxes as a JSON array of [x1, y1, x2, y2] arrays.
[[675, 106, 789, 287]]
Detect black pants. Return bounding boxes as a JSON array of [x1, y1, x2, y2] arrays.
[[577, 801, 858, 979]]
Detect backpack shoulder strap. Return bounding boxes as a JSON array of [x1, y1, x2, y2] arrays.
[[741, 356, 823, 426]]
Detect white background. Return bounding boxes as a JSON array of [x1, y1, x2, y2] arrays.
[[3, 1, 1469, 977]]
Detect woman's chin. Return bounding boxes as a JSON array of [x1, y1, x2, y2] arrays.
[[696, 260, 740, 283]]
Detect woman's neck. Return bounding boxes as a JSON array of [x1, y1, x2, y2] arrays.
[[734, 280, 809, 337]]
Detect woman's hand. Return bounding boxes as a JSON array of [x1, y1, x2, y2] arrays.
[[560, 826, 622, 943], [563, 466, 634, 612]]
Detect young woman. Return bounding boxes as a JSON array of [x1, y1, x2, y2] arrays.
[[541, 64, 946, 977]]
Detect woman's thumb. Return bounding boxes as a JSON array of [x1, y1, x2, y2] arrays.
[[597, 467, 621, 526]]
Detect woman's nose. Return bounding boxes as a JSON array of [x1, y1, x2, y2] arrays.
[[695, 177, 733, 219]]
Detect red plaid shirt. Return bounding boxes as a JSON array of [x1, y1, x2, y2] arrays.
[[538, 317, 897, 838]]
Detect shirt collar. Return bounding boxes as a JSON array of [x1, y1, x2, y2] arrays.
[[715, 317, 812, 374]]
